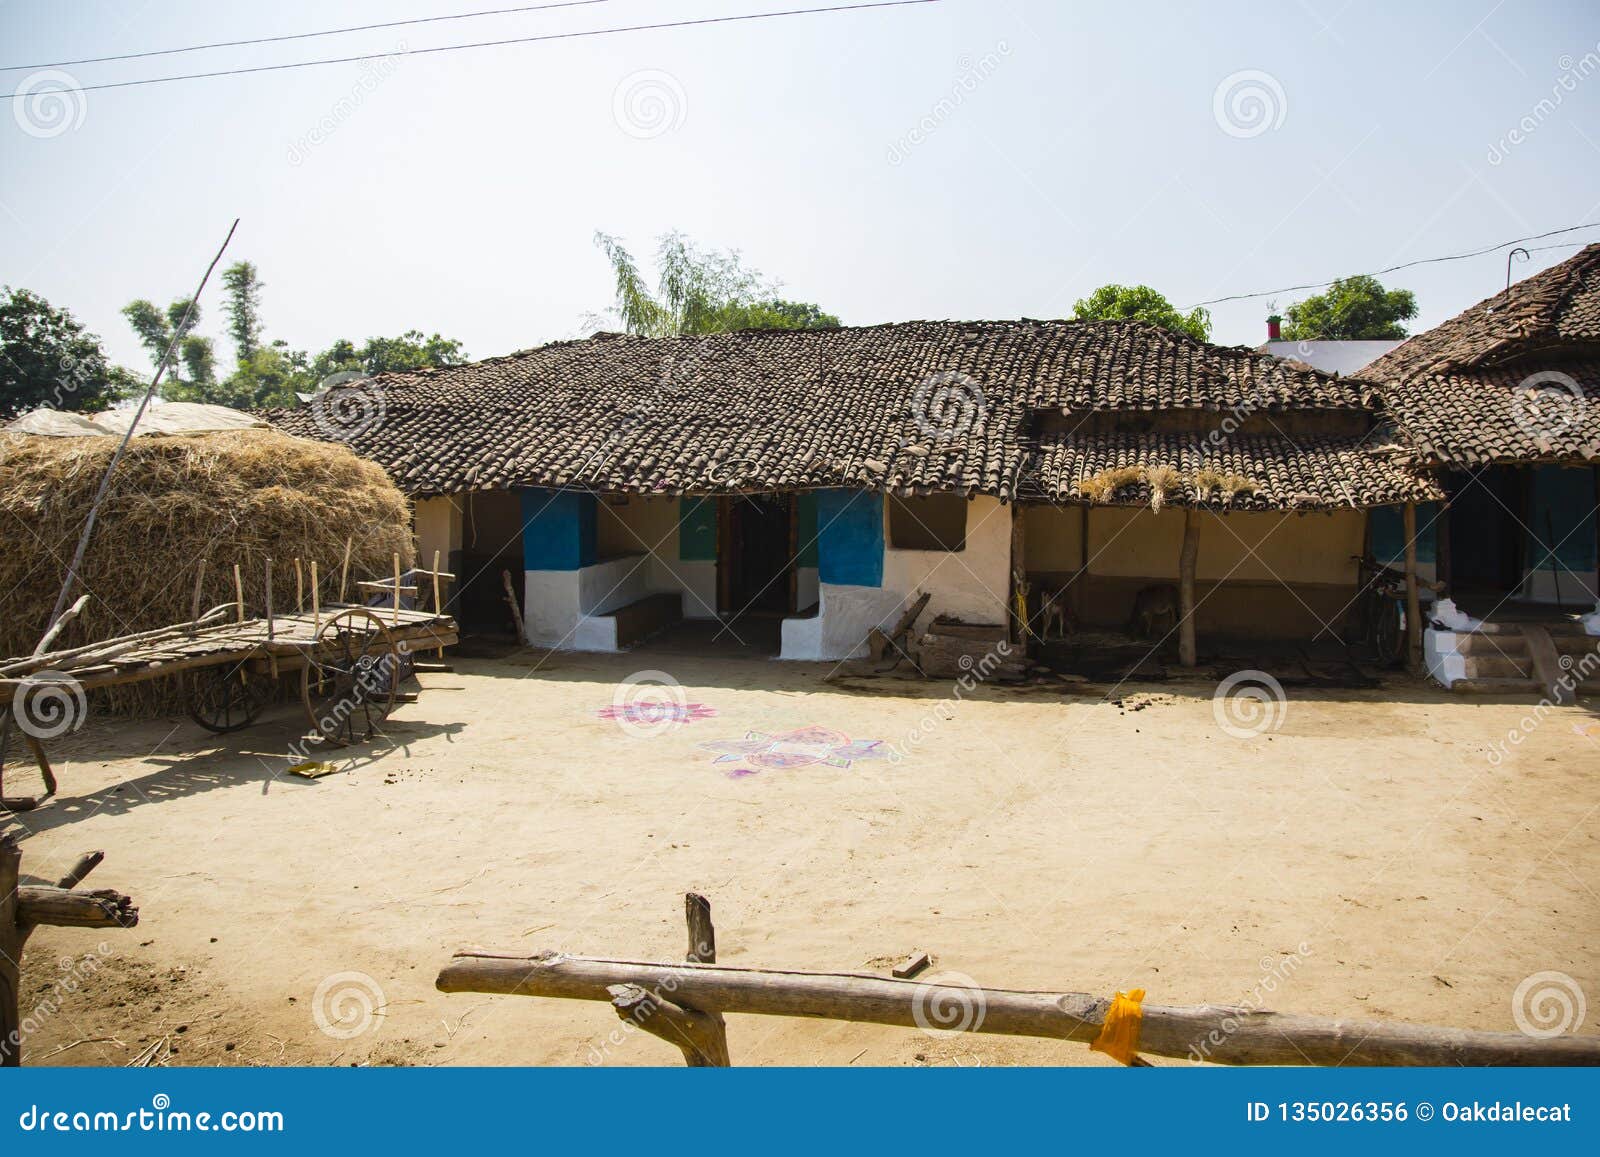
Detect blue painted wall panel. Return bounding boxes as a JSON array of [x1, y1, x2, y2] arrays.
[[521, 488, 597, 571], [815, 489, 883, 587], [1526, 465, 1597, 572], [1370, 503, 1438, 566]]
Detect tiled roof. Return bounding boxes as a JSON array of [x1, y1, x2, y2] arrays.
[[1032, 430, 1443, 510], [266, 319, 1388, 506], [1364, 244, 1600, 382], [1360, 244, 1600, 465]]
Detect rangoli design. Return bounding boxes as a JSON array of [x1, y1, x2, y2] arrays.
[[596, 702, 718, 726], [698, 725, 891, 771]]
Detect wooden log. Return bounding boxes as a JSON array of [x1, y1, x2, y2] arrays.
[[0, 836, 19, 1064], [1, 606, 234, 677], [32, 595, 88, 658], [16, 887, 139, 931], [1178, 506, 1201, 667], [1403, 501, 1423, 676], [679, 893, 730, 1065], [608, 983, 730, 1067], [55, 850, 103, 890], [436, 950, 1600, 1067]]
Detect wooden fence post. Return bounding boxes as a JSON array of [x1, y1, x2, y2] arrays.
[[0, 833, 139, 1066], [606, 893, 730, 1066], [1178, 507, 1201, 667]]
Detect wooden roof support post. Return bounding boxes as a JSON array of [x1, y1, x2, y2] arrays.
[[607, 893, 730, 1066], [1009, 502, 1026, 646], [1403, 501, 1423, 676], [1, 832, 139, 1066], [1178, 506, 1201, 668]]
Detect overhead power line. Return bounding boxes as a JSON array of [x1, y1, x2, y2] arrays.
[[1, 0, 942, 98], [1185, 221, 1600, 309], [0, 1, 614, 73]]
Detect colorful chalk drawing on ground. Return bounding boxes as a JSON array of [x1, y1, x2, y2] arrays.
[[699, 726, 892, 777], [597, 702, 718, 727]]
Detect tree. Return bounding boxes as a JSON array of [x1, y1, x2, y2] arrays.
[[1072, 284, 1212, 341], [121, 296, 215, 396], [0, 287, 138, 419], [124, 264, 467, 410], [1280, 275, 1418, 341], [221, 261, 264, 362], [594, 231, 840, 336]]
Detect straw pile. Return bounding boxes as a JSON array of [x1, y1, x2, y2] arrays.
[[0, 429, 414, 712]]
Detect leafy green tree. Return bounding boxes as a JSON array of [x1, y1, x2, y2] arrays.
[[1280, 276, 1418, 341], [1072, 284, 1212, 341], [595, 231, 839, 336], [125, 263, 466, 409], [122, 296, 215, 396], [221, 261, 264, 362], [0, 287, 137, 418]]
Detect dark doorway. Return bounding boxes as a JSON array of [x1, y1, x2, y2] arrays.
[[1445, 466, 1524, 594], [720, 495, 794, 616], [457, 490, 525, 637]]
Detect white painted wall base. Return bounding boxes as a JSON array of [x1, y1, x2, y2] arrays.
[[1521, 568, 1599, 603], [1424, 629, 1468, 689], [525, 554, 653, 651]]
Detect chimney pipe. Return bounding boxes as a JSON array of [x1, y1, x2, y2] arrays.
[[1266, 317, 1282, 341]]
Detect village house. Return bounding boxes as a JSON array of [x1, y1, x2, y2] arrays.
[[269, 319, 1439, 666], [1357, 243, 1600, 693]]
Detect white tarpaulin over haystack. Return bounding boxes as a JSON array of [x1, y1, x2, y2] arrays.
[[5, 402, 268, 437]]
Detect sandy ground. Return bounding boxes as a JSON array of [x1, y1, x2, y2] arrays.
[[6, 647, 1598, 1067]]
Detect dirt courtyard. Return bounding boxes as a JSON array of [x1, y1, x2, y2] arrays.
[[7, 647, 1599, 1067]]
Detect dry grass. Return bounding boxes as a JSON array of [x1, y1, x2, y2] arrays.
[[1076, 464, 1144, 503], [0, 429, 414, 711], [1143, 464, 1183, 511]]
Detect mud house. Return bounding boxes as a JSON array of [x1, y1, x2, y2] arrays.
[[270, 320, 1439, 663], [1357, 244, 1600, 693]]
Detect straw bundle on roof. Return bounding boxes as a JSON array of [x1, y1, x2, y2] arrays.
[[0, 429, 414, 707]]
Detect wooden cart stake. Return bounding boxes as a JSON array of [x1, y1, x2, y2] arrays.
[[190, 558, 208, 628], [339, 537, 353, 604], [432, 550, 444, 658], [295, 558, 304, 613], [310, 560, 321, 635], [232, 563, 245, 624], [392, 553, 402, 627]]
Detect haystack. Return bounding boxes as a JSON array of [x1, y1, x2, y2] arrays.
[[0, 428, 414, 710]]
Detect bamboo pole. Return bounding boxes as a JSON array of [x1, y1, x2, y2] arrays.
[[1403, 502, 1423, 675], [233, 564, 245, 624], [437, 949, 1600, 1067], [339, 537, 353, 604], [1178, 507, 1201, 667]]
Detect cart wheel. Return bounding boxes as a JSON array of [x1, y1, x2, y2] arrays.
[[187, 665, 267, 734], [301, 607, 401, 747]]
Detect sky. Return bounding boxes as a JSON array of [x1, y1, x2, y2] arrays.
[[3, 0, 1600, 376]]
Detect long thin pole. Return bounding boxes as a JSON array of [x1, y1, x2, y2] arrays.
[[40, 219, 240, 641]]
